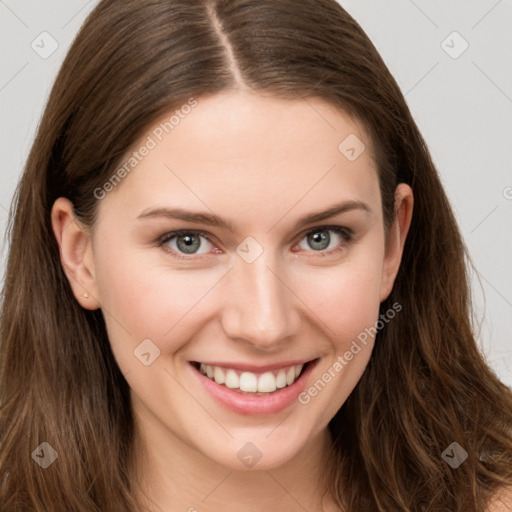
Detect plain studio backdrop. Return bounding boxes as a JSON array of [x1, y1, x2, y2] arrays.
[[0, 0, 511, 387]]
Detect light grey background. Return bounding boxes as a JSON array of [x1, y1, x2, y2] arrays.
[[1, 1, 511, 386]]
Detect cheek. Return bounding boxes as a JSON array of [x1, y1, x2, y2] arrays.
[[92, 240, 226, 364], [293, 250, 385, 419], [297, 243, 385, 343]]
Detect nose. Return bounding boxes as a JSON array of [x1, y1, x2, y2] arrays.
[[220, 251, 301, 351]]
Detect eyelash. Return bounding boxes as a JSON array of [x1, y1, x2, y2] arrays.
[[156, 225, 354, 261]]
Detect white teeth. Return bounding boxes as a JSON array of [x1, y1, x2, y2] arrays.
[[239, 372, 258, 392], [224, 369, 239, 389], [198, 362, 307, 393], [213, 366, 225, 384], [286, 366, 295, 386], [258, 372, 277, 392], [276, 370, 287, 388]]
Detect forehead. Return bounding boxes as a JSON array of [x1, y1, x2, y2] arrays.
[[97, 90, 381, 227]]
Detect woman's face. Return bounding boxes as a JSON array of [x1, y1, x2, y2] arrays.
[[56, 90, 411, 471]]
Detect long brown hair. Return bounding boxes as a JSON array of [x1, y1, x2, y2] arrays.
[[1, 1, 511, 510]]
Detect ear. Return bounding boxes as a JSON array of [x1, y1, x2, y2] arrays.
[[51, 197, 100, 310], [379, 183, 414, 302]]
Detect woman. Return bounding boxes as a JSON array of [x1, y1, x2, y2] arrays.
[[1, 0, 511, 510]]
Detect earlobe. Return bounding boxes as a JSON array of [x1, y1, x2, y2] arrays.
[[51, 198, 100, 310], [379, 183, 414, 302]]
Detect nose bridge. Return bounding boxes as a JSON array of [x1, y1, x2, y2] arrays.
[[221, 247, 299, 349]]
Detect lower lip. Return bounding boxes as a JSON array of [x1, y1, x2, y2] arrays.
[[191, 360, 317, 416]]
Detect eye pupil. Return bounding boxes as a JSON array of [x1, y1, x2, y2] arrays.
[[177, 233, 200, 254], [308, 230, 330, 251]]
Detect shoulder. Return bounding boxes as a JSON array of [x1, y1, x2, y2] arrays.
[[485, 485, 512, 511]]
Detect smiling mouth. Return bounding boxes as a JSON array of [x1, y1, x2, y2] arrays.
[[191, 360, 316, 396]]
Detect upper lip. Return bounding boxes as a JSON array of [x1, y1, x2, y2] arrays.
[[191, 358, 317, 373]]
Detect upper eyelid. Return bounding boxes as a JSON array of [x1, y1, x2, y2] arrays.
[[298, 224, 352, 237]]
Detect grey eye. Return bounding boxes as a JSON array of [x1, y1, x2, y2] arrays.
[[165, 232, 213, 255], [305, 230, 331, 251]]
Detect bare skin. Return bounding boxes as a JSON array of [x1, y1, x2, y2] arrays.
[[52, 90, 413, 512]]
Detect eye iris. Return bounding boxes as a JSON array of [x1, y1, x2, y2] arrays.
[[171, 230, 337, 255], [307, 230, 330, 251], [177, 233, 200, 254]]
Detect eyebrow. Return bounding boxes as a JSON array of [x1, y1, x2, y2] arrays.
[[136, 200, 371, 232]]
